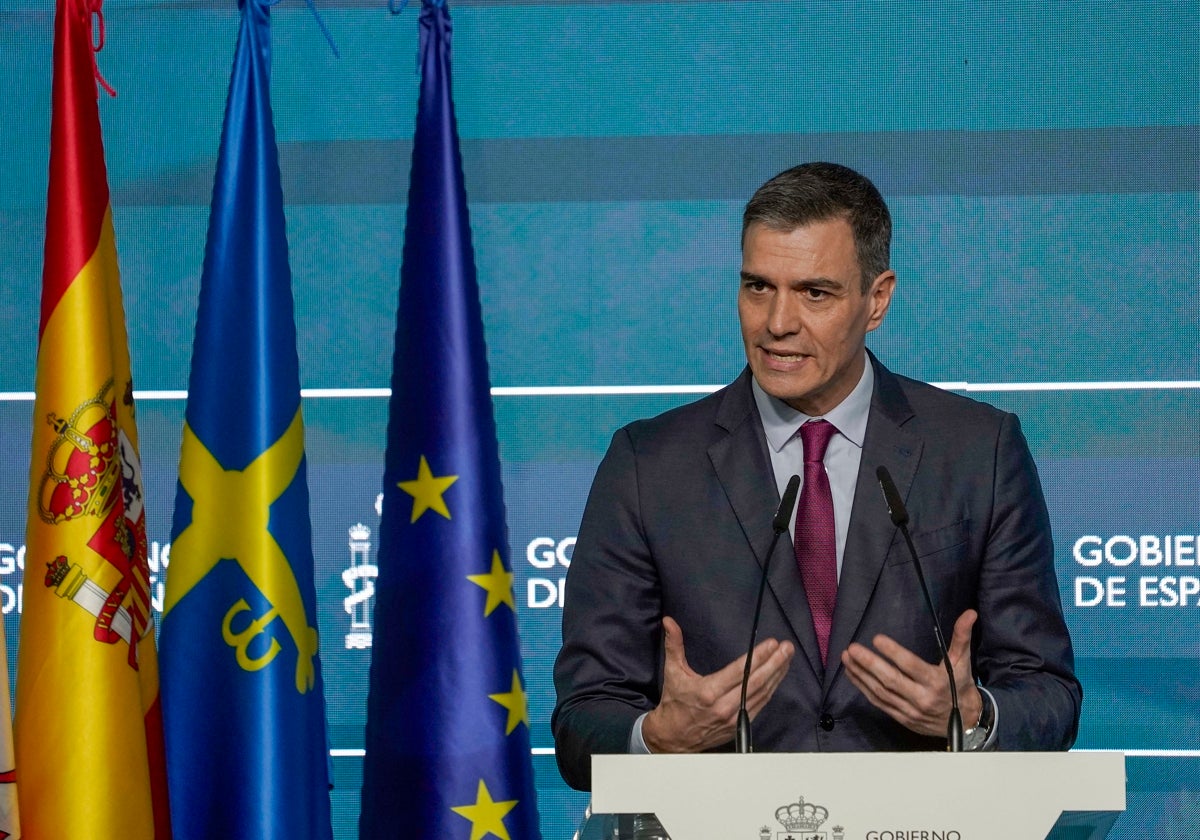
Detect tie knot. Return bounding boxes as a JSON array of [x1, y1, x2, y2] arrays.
[[799, 419, 837, 464]]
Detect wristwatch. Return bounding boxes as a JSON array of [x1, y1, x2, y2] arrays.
[[962, 691, 995, 751]]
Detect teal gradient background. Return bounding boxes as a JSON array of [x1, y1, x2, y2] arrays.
[[1, 1, 1197, 836]]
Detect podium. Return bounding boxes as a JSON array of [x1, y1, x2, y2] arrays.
[[587, 752, 1125, 839]]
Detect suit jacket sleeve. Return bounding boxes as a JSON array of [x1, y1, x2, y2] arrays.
[[552, 426, 663, 791], [974, 411, 1081, 749]]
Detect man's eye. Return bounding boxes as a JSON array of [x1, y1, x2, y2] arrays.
[[804, 287, 828, 300]]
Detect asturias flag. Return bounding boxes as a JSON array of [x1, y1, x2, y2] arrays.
[[157, 0, 332, 837], [359, 2, 541, 838], [15, 0, 170, 836]]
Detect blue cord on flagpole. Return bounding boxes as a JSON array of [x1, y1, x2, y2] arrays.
[[301, 0, 341, 58], [391, 0, 447, 76], [388, 0, 446, 15], [263, 0, 341, 58]]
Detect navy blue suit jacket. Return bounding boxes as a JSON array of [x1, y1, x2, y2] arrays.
[[552, 355, 1081, 791]]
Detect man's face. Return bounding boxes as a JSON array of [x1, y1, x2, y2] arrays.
[[738, 218, 895, 416]]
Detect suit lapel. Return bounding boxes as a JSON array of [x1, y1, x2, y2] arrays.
[[823, 356, 922, 696], [708, 371, 824, 678]]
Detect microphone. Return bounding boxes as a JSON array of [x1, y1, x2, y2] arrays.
[[875, 466, 963, 752], [735, 474, 801, 753]]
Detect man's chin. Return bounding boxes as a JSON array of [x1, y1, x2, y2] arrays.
[[753, 371, 819, 408]]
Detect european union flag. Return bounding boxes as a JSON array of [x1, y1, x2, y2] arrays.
[[158, 0, 332, 837], [359, 2, 541, 838]]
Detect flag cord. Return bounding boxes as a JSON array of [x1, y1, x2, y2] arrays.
[[264, 0, 341, 59], [88, 4, 117, 98], [388, 0, 446, 17]]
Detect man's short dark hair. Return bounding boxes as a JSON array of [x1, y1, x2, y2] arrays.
[[742, 162, 891, 291]]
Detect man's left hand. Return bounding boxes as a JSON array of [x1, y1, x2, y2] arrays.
[[840, 608, 982, 738]]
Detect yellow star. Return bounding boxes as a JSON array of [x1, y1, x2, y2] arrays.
[[488, 670, 530, 735], [450, 779, 518, 840], [466, 550, 515, 617], [396, 455, 458, 523]]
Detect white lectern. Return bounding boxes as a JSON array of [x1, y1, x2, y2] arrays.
[[588, 752, 1125, 839]]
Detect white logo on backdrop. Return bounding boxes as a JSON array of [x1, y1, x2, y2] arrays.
[[343, 523, 378, 649]]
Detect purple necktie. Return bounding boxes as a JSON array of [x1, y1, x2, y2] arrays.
[[795, 419, 838, 665]]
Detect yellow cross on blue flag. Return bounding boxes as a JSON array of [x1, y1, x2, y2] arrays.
[[157, 0, 333, 836], [359, 2, 541, 838]]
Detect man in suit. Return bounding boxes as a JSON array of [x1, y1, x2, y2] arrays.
[[551, 162, 1081, 791]]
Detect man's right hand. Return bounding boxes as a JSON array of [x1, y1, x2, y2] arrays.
[[641, 616, 795, 753]]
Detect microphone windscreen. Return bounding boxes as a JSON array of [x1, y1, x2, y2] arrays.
[[773, 474, 801, 533], [875, 465, 910, 527]]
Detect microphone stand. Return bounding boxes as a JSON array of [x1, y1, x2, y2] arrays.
[[876, 466, 963, 752], [735, 474, 800, 753]]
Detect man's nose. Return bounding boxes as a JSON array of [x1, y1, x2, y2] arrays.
[[767, 292, 801, 337]]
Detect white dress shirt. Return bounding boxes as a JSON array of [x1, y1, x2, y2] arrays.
[[751, 361, 874, 578]]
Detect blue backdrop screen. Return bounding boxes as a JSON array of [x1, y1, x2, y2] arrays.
[[2, 1, 1197, 836]]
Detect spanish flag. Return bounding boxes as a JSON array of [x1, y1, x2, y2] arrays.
[[14, 1, 171, 837], [0, 628, 17, 840]]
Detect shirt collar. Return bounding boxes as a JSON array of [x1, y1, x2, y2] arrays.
[[751, 356, 874, 453]]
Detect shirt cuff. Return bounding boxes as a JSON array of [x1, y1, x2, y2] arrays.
[[629, 712, 652, 754], [976, 686, 999, 751]]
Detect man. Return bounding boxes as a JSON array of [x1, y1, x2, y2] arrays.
[[551, 162, 1081, 791]]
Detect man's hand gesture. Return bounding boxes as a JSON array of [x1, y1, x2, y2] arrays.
[[642, 616, 795, 753], [840, 609, 983, 738]]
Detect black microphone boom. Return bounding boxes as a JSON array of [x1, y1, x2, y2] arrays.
[[875, 465, 964, 752], [735, 474, 801, 754]]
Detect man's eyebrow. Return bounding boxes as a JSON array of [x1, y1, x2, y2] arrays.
[[739, 270, 843, 289], [797, 276, 843, 290]]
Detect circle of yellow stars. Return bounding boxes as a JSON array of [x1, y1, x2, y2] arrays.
[[396, 455, 532, 839]]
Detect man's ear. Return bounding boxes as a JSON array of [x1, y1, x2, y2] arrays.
[[866, 270, 896, 332]]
